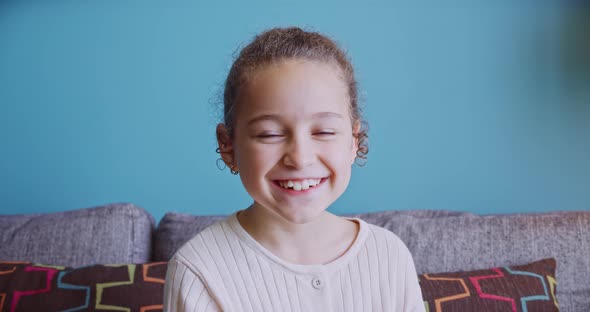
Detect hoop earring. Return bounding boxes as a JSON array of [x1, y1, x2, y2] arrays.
[[216, 158, 226, 170], [230, 166, 239, 175]]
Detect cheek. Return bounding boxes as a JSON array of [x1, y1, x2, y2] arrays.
[[322, 138, 355, 165], [235, 143, 279, 173]]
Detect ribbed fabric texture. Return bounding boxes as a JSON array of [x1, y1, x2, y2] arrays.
[[163, 212, 425, 312]]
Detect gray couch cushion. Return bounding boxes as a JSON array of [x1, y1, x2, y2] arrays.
[[155, 209, 589, 312], [0, 203, 155, 267]]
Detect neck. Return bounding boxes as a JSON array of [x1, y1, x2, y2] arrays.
[[237, 203, 358, 265]]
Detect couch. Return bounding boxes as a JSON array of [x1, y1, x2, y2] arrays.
[[1, 203, 588, 311]]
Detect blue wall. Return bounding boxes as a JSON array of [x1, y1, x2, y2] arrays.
[[1, 1, 589, 221]]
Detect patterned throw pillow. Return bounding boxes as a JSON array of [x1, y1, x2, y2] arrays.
[[0, 261, 168, 312], [419, 258, 559, 312]]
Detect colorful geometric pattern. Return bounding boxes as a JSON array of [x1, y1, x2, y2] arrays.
[[419, 258, 559, 312], [0, 262, 167, 312], [1, 258, 559, 312]]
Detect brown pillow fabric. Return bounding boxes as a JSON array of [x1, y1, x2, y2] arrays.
[[419, 258, 559, 312], [0, 261, 167, 312]]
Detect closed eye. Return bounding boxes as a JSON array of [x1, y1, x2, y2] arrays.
[[313, 131, 336, 136], [256, 134, 283, 138]]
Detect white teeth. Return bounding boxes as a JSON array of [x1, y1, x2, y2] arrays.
[[301, 180, 309, 190], [277, 178, 323, 191]]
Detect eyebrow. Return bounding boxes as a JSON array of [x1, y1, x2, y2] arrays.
[[246, 112, 344, 126]]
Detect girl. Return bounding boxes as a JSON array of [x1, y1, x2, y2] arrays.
[[164, 27, 425, 312]]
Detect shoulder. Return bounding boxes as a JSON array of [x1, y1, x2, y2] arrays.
[[357, 219, 413, 259], [164, 256, 224, 311], [166, 215, 238, 307], [172, 215, 238, 273]]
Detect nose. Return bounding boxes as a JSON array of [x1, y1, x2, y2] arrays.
[[282, 134, 315, 169]]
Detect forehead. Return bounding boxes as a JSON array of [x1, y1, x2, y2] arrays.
[[235, 59, 351, 124]]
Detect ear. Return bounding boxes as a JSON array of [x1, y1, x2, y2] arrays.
[[216, 123, 236, 169], [351, 121, 361, 164]]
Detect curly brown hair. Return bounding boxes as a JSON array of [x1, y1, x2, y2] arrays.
[[222, 26, 368, 164]]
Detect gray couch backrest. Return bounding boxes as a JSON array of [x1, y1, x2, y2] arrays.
[[0, 203, 155, 267]]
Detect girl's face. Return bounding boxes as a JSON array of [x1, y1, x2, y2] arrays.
[[220, 59, 358, 224]]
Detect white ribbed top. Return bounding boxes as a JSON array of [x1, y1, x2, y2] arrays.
[[163, 212, 425, 312]]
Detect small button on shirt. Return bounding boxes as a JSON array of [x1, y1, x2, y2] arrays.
[[312, 277, 324, 289]]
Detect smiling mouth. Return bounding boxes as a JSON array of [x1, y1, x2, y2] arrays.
[[273, 178, 328, 191]]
